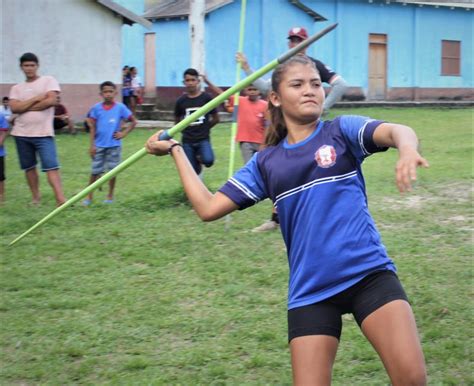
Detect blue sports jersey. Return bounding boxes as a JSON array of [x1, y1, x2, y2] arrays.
[[219, 115, 396, 310], [0, 114, 8, 157], [89, 102, 132, 148]]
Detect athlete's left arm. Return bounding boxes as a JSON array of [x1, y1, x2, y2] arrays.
[[373, 123, 429, 193]]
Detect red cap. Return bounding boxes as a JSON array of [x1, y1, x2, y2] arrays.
[[287, 27, 308, 40]]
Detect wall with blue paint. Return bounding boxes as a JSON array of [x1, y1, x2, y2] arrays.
[[122, 0, 473, 96], [115, 0, 146, 80], [302, 0, 472, 91]]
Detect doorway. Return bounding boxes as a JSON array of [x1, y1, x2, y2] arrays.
[[368, 34, 387, 100]]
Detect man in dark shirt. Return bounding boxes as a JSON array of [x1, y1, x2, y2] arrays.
[[54, 96, 75, 134], [174, 68, 220, 177], [236, 26, 348, 116]]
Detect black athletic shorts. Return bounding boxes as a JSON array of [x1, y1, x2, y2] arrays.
[[287, 270, 408, 342], [0, 156, 4, 181]]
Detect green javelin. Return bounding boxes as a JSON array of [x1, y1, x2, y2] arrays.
[[9, 23, 338, 246], [227, 0, 247, 180], [225, 0, 246, 228]]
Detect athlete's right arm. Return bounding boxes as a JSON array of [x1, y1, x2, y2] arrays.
[[145, 130, 238, 221]]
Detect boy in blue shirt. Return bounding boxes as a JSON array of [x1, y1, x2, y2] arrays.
[[83, 81, 136, 205]]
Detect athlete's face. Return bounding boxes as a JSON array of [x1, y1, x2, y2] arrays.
[[183, 75, 200, 94], [270, 63, 324, 124]]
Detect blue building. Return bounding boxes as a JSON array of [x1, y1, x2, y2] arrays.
[[121, 0, 473, 108]]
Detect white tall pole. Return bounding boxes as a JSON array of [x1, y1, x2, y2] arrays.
[[189, 0, 205, 75]]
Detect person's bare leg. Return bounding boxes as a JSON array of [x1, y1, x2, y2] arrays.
[[25, 168, 41, 204], [361, 300, 427, 386], [129, 97, 137, 116], [107, 177, 116, 201], [67, 118, 76, 134], [86, 174, 100, 201], [46, 169, 66, 206], [290, 335, 339, 386]]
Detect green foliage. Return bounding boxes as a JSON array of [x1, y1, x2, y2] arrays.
[[1, 108, 472, 384]]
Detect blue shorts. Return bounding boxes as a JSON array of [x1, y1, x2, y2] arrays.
[[14, 136, 60, 172], [287, 270, 408, 342], [91, 146, 121, 175]]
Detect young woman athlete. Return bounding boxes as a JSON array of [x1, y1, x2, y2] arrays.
[[145, 55, 428, 386]]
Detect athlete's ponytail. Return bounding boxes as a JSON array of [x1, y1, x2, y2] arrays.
[[265, 103, 287, 146]]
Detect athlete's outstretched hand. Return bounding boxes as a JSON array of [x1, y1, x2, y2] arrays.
[[395, 147, 429, 193]]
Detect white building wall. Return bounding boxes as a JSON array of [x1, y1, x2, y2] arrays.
[[1, 0, 126, 120], [2, 0, 123, 84]]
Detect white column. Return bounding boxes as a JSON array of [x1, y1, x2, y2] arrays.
[[189, 0, 205, 74]]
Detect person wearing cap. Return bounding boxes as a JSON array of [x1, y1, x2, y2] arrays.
[[236, 26, 348, 116]]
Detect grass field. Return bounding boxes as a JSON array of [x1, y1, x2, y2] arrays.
[[1, 107, 472, 385]]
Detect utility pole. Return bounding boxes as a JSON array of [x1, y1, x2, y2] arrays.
[[189, 0, 205, 76]]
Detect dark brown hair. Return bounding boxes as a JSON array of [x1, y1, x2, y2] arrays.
[[100, 81, 116, 90], [265, 55, 318, 146], [20, 52, 39, 64]]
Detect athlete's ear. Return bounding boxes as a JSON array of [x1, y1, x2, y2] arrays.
[[269, 91, 280, 107]]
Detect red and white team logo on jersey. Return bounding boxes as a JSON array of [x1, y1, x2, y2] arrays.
[[315, 145, 337, 168]]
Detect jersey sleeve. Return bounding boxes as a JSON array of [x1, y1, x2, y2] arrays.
[[45, 76, 61, 93], [89, 104, 99, 120], [218, 154, 268, 209], [339, 115, 388, 161], [9, 85, 19, 101]]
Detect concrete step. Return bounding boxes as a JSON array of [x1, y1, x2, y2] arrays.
[[137, 103, 156, 112]]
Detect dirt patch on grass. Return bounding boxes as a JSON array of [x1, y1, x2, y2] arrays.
[[379, 181, 472, 211], [436, 181, 473, 203]]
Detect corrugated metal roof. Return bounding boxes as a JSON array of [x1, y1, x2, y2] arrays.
[[143, 0, 234, 20], [393, 0, 474, 8], [288, 0, 327, 21], [97, 0, 153, 28]]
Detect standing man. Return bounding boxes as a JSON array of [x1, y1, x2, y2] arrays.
[[174, 68, 220, 178], [9, 52, 66, 206], [237, 26, 348, 115]]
